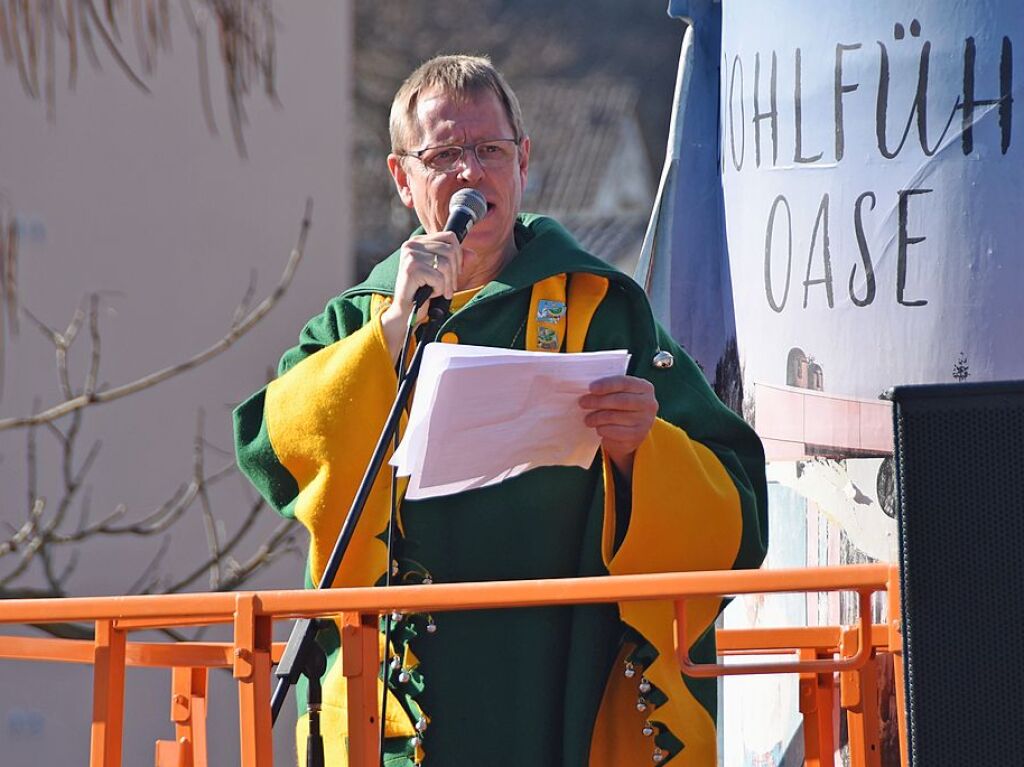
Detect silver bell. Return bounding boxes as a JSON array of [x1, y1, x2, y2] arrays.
[[423, 575, 433, 585], [390, 656, 402, 671], [410, 736, 423, 748], [426, 621, 438, 634], [653, 749, 665, 763], [415, 718, 428, 733], [639, 677, 652, 694], [624, 661, 636, 679], [636, 698, 647, 713], [391, 611, 403, 623], [652, 350, 674, 369], [642, 723, 654, 737], [398, 670, 411, 683]]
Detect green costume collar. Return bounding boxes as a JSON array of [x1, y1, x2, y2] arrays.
[[345, 213, 646, 310]]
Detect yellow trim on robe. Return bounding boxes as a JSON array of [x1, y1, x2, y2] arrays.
[[265, 311, 398, 590], [449, 286, 482, 312], [590, 417, 744, 766], [566, 273, 609, 354]]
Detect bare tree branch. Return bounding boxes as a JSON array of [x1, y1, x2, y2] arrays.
[[0, 197, 312, 431], [162, 496, 299, 595], [82, 0, 151, 92], [180, 0, 218, 135], [231, 268, 258, 330], [4, 1, 276, 156], [1, 197, 307, 625], [218, 515, 299, 591]]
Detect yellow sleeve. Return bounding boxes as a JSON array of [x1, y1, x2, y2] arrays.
[[264, 304, 400, 588]]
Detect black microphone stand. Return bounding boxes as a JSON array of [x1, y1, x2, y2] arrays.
[[270, 298, 450, 764]]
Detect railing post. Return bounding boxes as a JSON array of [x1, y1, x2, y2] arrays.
[[840, 627, 881, 767], [342, 612, 380, 767], [799, 648, 836, 767], [90, 619, 127, 767], [235, 594, 274, 767], [156, 666, 209, 767]]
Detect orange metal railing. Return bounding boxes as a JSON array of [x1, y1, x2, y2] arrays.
[[0, 564, 906, 767]]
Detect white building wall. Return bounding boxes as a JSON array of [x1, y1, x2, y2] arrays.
[[0, 4, 353, 765]]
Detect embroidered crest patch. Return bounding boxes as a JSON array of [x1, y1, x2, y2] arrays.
[[537, 326, 560, 350], [536, 300, 566, 323]]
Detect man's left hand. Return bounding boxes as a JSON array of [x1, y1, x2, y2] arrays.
[[578, 375, 658, 480]]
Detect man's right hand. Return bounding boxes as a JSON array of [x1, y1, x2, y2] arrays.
[[380, 231, 464, 362]]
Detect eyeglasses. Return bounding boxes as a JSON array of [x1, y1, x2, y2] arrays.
[[401, 138, 521, 173]]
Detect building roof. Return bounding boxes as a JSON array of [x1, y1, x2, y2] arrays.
[[559, 212, 648, 275], [517, 78, 651, 216]]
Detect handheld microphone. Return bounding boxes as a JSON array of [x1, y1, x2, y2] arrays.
[[412, 188, 488, 319]]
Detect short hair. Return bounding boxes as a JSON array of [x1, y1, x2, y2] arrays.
[[389, 54, 526, 153]]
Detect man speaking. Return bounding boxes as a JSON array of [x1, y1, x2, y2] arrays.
[[234, 54, 767, 767]]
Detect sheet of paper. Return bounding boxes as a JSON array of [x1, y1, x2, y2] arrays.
[[390, 343, 630, 500]]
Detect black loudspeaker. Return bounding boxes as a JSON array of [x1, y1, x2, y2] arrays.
[[890, 381, 1024, 766]]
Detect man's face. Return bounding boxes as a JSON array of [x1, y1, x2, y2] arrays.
[[388, 88, 530, 268]]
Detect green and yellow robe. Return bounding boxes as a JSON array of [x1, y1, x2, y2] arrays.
[[233, 215, 768, 766]]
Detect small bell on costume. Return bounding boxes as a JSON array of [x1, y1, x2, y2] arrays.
[[639, 677, 652, 694], [642, 722, 655, 737], [653, 748, 665, 763], [652, 350, 674, 369], [624, 661, 636, 679], [636, 697, 647, 713]]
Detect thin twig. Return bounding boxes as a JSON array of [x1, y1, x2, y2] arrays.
[[20, 304, 61, 346], [84, 292, 101, 396], [162, 495, 290, 594], [231, 268, 257, 329], [82, 0, 151, 93], [8, 1, 38, 98], [0, 498, 45, 586], [180, 0, 217, 135], [49, 461, 234, 542], [78, 0, 101, 69], [126, 534, 171, 594], [219, 515, 299, 591], [44, 0, 55, 121], [194, 408, 221, 589], [66, 0, 77, 88], [0, 498, 45, 559]]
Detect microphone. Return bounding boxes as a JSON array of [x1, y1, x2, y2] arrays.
[[412, 188, 488, 319]]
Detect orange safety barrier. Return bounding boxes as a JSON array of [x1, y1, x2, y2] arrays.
[[0, 564, 906, 767]]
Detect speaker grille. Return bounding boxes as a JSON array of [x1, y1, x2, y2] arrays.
[[892, 382, 1024, 765]]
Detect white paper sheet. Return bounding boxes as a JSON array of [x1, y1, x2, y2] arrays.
[[390, 344, 630, 499]]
